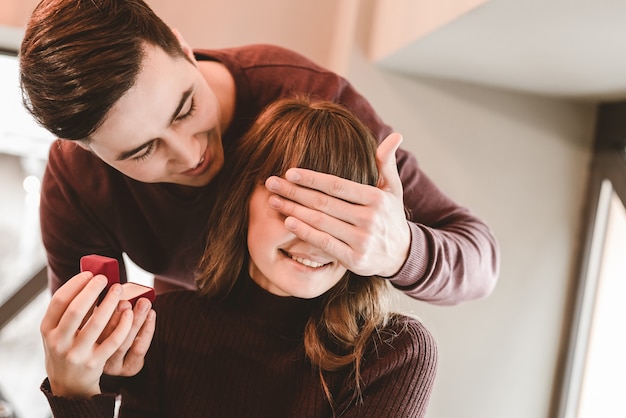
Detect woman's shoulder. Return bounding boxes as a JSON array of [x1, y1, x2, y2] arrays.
[[369, 314, 438, 368], [350, 313, 438, 414], [382, 313, 435, 341]]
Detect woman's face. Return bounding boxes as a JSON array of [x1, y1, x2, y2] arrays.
[[247, 184, 348, 298], [84, 43, 224, 187]]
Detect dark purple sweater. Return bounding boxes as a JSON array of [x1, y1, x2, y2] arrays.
[[42, 275, 438, 417]]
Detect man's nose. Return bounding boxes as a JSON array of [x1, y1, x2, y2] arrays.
[[166, 131, 199, 168]]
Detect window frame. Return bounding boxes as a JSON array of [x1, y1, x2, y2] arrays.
[[555, 101, 626, 418]]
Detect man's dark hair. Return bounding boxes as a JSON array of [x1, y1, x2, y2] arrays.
[[20, 0, 187, 140]]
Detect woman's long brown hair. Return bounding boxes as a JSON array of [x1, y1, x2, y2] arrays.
[[196, 97, 393, 410]]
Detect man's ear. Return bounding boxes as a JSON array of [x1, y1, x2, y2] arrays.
[[171, 28, 197, 64]]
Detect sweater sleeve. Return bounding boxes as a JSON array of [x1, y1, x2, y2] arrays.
[[41, 378, 118, 418], [41, 350, 167, 418], [334, 317, 438, 418], [388, 148, 500, 305], [40, 374, 165, 418], [329, 69, 500, 305]]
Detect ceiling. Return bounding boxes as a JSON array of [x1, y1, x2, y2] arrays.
[[3, 0, 626, 103], [376, 0, 626, 102]]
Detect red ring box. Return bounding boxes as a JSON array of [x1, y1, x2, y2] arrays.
[[80, 254, 156, 306]]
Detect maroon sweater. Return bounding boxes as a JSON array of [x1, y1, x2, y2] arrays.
[[42, 275, 438, 417], [40, 44, 499, 304]]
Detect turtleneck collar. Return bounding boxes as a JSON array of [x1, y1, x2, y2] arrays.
[[224, 270, 323, 338]]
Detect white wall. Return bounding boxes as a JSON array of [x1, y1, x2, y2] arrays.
[[351, 9, 595, 417], [347, 51, 594, 417], [1, 1, 596, 417]]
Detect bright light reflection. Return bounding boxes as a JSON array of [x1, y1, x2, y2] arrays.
[[23, 175, 41, 208], [22, 175, 40, 194]]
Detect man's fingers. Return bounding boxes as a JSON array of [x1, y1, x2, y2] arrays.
[[97, 299, 132, 343], [121, 309, 156, 375], [280, 195, 376, 240], [103, 299, 155, 377], [129, 307, 156, 357], [284, 216, 352, 264], [266, 171, 373, 207], [94, 308, 134, 361], [268, 190, 360, 226], [265, 133, 404, 206], [117, 298, 150, 350]]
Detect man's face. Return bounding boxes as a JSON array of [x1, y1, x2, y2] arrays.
[[85, 44, 224, 187], [247, 184, 348, 299]]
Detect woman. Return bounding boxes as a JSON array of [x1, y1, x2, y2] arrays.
[[40, 98, 438, 417]]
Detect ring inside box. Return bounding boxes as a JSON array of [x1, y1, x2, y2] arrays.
[[80, 254, 155, 305], [119, 282, 155, 306]]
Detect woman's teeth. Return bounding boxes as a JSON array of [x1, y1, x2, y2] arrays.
[[290, 255, 325, 268]]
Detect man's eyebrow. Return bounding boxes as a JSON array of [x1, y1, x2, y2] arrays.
[[116, 140, 153, 161], [169, 87, 193, 125], [115, 87, 194, 161]]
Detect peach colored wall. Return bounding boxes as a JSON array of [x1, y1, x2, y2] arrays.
[[0, 0, 39, 28], [147, 0, 342, 71], [0, 0, 345, 72], [368, 0, 489, 61]]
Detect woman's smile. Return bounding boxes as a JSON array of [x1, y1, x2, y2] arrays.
[[279, 249, 331, 269]]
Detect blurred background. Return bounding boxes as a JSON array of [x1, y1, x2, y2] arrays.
[[1, 0, 625, 417]]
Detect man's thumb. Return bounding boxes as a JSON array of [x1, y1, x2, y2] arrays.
[[375, 133, 403, 193]]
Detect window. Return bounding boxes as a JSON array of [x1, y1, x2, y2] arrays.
[[0, 48, 54, 418], [0, 50, 54, 160], [576, 185, 626, 417], [557, 102, 626, 418]]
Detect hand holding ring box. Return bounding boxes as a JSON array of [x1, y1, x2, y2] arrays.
[[80, 254, 156, 306]]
